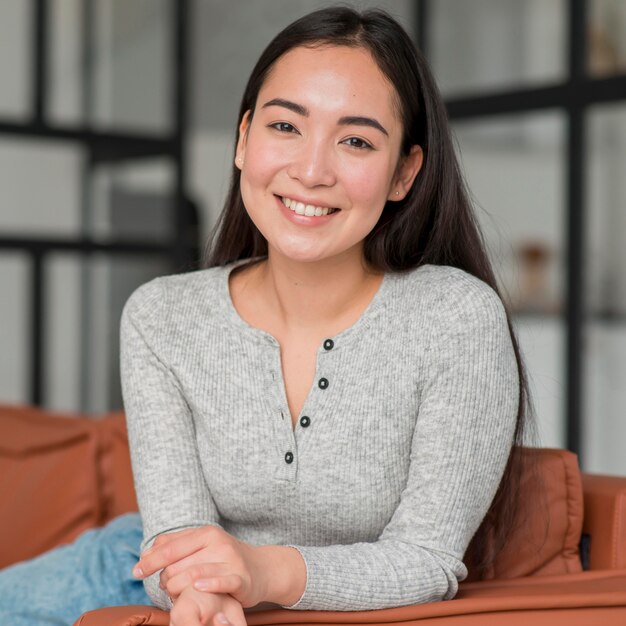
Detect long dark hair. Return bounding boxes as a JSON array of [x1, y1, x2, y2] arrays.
[[205, 6, 533, 579]]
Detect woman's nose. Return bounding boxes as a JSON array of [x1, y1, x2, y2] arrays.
[[286, 139, 336, 187]]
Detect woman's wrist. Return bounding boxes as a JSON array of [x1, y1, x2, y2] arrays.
[[252, 545, 306, 606]]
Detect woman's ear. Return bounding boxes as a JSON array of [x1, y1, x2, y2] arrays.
[[235, 110, 252, 170], [387, 145, 424, 201]]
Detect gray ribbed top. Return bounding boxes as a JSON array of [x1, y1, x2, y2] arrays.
[[120, 262, 518, 612]]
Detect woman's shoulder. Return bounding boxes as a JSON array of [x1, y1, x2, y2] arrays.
[[122, 264, 233, 327], [392, 264, 508, 327]]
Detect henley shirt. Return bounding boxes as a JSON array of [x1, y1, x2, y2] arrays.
[[120, 261, 519, 612]]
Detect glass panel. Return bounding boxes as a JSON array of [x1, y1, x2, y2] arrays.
[[584, 103, 626, 474], [452, 112, 566, 448], [91, 0, 172, 133], [0, 138, 83, 236], [49, 0, 83, 125], [588, 0, 626, 77], [429, 0, 567, 97], [0, 0, 30, 119], [0, 253, 29, 404], [44, 253, 172, 413]]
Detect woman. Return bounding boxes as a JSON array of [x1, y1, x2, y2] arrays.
[[0, 7, 529, 626]]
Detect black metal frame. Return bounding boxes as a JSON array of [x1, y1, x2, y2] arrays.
[[417, 0, 626, 465], [0, 0, 191, 406]]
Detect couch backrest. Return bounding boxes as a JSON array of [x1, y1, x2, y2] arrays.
[[0, 405, 137, 569], [472, 447, 584, 580]]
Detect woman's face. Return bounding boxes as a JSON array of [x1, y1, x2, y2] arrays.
[[235, 44, 422, 267]]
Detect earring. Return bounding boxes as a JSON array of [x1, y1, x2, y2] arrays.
[[395, 191, 400, 196]]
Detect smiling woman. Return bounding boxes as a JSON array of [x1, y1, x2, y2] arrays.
[[0, 7, 531, 626]]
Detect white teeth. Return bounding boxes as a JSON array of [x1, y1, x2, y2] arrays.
[[281, 196, 335, 217]]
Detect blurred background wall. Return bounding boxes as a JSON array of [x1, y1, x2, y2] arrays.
[[0, 0, 625, 474]]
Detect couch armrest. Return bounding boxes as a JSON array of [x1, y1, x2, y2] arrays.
[[73, 571, 626, 625], [73, 605, 169, 625], [582, 473, 626, 570]]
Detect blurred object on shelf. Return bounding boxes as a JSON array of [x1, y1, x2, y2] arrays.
[[589, 0, 626, 77], [514, 240, 559, 314]]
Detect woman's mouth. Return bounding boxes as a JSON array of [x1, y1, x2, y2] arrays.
[[280, 196, 340, 216]]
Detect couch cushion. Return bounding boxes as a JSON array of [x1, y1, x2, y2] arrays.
[[0, 405, 102, 568], [480, 447, 583, 579]]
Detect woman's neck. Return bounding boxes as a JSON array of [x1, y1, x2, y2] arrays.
[[251, 249, 383, 334]]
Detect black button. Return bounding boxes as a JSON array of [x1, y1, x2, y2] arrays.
[[284, 451, 294, 464], [318, 377, 329, 390], [323, 338, 334, 350], [300, 415, 311, 428]]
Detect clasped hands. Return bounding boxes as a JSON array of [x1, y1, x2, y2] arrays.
[[133, 525, 304, 626]]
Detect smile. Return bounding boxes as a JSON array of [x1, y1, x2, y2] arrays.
[[281, 196, 340, 216]]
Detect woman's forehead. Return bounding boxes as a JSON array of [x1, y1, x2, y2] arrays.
[[256, 45, 401, 125]]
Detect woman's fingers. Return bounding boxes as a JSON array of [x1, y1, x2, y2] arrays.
[[164, 562, 232, 597], [136, 526, 221, 577], [160, 552, 220, 590]]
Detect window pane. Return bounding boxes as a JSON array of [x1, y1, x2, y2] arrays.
[[0, 137, 83, 235], [453, 112, 566, 448], [0, 0, 30, 119], [91, 0, 172, 133], [588, 0, 626, 77], [430, 0, 567, 97], [0, 253, 29, 404], [584, 103, 626, 474], [45, 255, 82, 412], [49, 0, 83, 125], [0, 139, 83, 236]]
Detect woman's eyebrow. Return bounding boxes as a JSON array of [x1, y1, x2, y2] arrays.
[[262, 98, 308, 116], [261, 98, 388, 136], [337, 116, 388, 136]]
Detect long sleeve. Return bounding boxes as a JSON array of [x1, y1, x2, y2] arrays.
[[282, 276, 519, 611], [120, 281, 223, 609]]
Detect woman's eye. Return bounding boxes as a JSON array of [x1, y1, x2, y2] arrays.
[[270, 122, 297, 133], [343, 137, 373, 150]]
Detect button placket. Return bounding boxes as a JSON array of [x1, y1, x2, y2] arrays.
[[267, 348, 298, 480]]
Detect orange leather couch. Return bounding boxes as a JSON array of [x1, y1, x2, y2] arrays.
[[1, 404, 626, 626]]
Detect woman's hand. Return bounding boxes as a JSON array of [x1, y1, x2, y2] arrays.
[[134, 526, 267, 606], [169, 587, 245, 626], [134, 525, 306, 606]]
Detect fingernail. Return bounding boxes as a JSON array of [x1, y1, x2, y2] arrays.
[[132, 566, 144, 578], [216, 613, 230, 625], [194, 579, 211, 591]]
